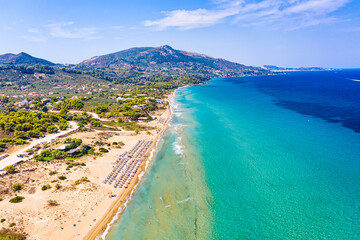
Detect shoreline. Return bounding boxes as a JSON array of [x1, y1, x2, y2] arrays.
[[83, 91, 176, 240]]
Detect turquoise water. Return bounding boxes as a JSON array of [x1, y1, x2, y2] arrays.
[[107, 71, 360, 240]]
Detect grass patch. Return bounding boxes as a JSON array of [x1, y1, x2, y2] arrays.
[[0, 229, 26, 240], [103, 121, 155, 131], [65, 153, 84, 159], [41, 184, 51, 191], [58, 176, 67, 180], [48, 200, 59, 206], [12, 184, 23, 191], [9, 196, 24, 203]]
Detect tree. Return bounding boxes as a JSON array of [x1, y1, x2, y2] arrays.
[[47, 125, 58, 133], [90, 119, 101, 127], [52, 149, 65, 159], [14, 131, 26, 138], [0, 96, 9, 103], [27, 129, 42, 138], [59, 109, 68, 115], [95, 106, 109, 114], [4, 165, 15, 174], [117, 117, 123, 123], [59, 122, 68, 130], [79, 144, 89, 154], [42, 106, 48, 113]]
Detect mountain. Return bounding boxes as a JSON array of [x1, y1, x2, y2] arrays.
[[0, 52, 55, 66], [79, 45, 269, 77]]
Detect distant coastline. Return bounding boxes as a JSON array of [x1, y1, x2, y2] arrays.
[[263, 65, 338, 72]]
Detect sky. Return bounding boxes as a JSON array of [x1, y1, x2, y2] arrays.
[[0, 0, 359, 68]]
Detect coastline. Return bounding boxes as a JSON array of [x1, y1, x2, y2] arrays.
[[83, 91, 176, 240]]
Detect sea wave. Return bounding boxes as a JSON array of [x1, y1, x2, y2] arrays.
[[98, 137, 160, 239], [97, 180, 141, 240], [176, 197, 191, 204], [173, 136, 184, 155], [346, 78, 360, 82]]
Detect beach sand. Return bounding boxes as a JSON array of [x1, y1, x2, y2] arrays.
[[83, 96, 173, 240]]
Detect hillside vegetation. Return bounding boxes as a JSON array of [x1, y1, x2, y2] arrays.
[[79, 45, 269, 78]]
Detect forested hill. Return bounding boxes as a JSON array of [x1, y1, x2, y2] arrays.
[[0, 52, 55, 66], [78, 45, 269, 78]]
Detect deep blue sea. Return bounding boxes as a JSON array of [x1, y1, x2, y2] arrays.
[[107, 70, 360, 240]]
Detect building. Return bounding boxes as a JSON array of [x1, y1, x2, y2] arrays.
[[133, 104, 147, 109], [14, 99, 29, 107], [41, 98, 50, 103]]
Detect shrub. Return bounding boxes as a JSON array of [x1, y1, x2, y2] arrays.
[[75, 176, 89, 185], [12, 184, 23, 191], [9, 196, 24, 203], [47, 125, 58, 133], [49, 171, 58, 176], [59, 122, 68, 130], [41, 184, 51, 191], [1, 218, 5, 223], [9, 223, 16, 227], [58, 176, 67, 180], [67, 162, 79, 167], [4, 165, 15, 174], [95, 106, 108, 114], [90, 119, 101, 127], [55, 184, 61, 190], [52, 150, 65, 159], [48, 200, 59, 206], [99, 148, 108, 153], [0, 229, 26, 240]]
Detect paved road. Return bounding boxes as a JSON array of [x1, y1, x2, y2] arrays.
[[0, 122, 79, 171]]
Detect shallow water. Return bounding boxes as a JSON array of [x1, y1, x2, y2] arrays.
[[107, 70, 360, 240]]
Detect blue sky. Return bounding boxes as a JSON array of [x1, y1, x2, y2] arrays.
[[0, 0, 359, 68]]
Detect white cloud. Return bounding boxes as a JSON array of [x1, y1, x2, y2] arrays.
[[22, 28, 47, 42], [46, 22, 102, 40], [144, 8, 238, 30], [111, 25, 124, 29], [3, 25, 13, 30], [21, 35, 47, 42], [27, 28, 40, 33], [144, 0, 352, 30]]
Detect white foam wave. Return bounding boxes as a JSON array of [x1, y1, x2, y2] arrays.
[[98, 179, 141, 240], [346, 78, 360, 82], [178, 161, 188, 166], [176, 197, 191, 204], [173, 137, 184, 155]]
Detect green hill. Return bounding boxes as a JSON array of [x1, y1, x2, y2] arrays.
[[0, 52, 55, 66], [79, 45, 269, 77]]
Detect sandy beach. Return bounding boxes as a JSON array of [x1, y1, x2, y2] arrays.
[[0, 94, 173, 240]]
